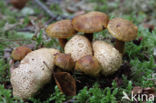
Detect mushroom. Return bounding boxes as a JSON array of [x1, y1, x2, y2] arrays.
[[75, 55, 101, 77], [54, 53, 75, 71], [11, 46, 32, 61], [107, 18, 138, 54], [46, 20, 76, 48], [72, 11, 109, 41], [10, 48, 60, 99], [64, 35, 93, 61], [93, 41, 122, 76]]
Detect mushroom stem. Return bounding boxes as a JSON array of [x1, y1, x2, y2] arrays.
[[115, 39, 125, 55], [58, 38, 67, 49], [85, 33, 93, 42]]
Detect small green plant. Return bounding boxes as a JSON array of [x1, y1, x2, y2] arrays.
[[74, 87, 89, 103], [36, 30, 44, 47], [44, 86, 66, 103], [74, 83, 119, 103], [29, 86, 65, 103], [0, 85, 23, 103]]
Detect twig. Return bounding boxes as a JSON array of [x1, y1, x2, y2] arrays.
[[16, 28, 35, 33], [0, 38, 31, 42]]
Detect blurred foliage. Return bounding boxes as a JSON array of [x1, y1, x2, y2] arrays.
[[74, 81, 133, 103], [50, 3, 62, 15], [90, 0, 156, 16], [0, 59, 10, 83], [0, 85, 24, 103], [90, 0, 156, 26]]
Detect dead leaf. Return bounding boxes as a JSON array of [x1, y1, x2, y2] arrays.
[[73, 10, 86, 17], [133, 37, 143, 45], [24, 43, 37, 50], [60, 0, 95, 15], [143, 87, 156, 97], [144, 24, 154, 32], [4, 19, 24, 31], [66, 6, 78, 13], [3, 48, 12, 61], [132, 86, 143, 94], [114, 77, 123, 87], [131, 86, 156, 101], [131, 86, 156, 102], [53, 72, 76, 96]]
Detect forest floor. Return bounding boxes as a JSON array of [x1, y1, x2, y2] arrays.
[[0, 0, 156, 103]]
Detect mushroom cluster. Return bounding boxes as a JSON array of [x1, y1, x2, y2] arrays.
[[10, 11, 138, 99], [46, 11, 138, 76]]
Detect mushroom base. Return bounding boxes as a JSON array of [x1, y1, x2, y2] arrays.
[[85, 33, 93, 42], [115, 39, 125, 55], [58, 38, 68, 49]]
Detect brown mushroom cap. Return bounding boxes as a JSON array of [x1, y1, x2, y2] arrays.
[[72, 11, 109, 33], [11, 46, 32, 61], [54, 53, 75, 71], [75, 55, 101, 77], [46, 20, 75, 38], [64, 35, 93, 61], [107, 18, 138, 42], [93, 41, 122, 76]]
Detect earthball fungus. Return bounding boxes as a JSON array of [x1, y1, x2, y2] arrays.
[[75, 55, 101, 77], [72, 11, 109, 41], [64, 35, 93, 61], [11, 48, 60, 99], [46, 20, 75, 48], [11, 46, 32, 61], [93, 41, 122, 76], [107, 18, 138, 54]]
